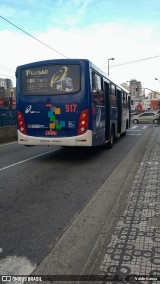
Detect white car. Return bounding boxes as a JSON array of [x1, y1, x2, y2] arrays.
[[132, 112, 159, 124]]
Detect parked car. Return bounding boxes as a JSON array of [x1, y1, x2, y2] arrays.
[[131, 111, 137, 117], [132, 112, 159, 124]]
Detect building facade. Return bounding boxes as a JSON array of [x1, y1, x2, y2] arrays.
[[122, 79, 160, 113], [0, 78, 13, 89], [129, 79, 142, 98]]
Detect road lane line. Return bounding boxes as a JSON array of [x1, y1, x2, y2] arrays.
[[0, 148, 60, 172], [130, 126, 138, 129], [141, 126, 148, 129], [127, 134, 142, 136], [128, 129, 141, 131], [0, 141, 18, 147]]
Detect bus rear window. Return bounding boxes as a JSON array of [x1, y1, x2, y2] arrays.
[[21, 64, 80, 95]]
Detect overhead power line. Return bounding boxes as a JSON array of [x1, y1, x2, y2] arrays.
[[0, 73, 15, 79], [0, 15, 68, 59], [107, 54, 160, 68], [0, 65, 15, 71], [1, 15, 160, 70]]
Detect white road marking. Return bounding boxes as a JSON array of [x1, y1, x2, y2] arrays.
[[130, 126, 138, 129], [0, 255, 36, 276], [141, 126, 148, 129], [0, 148, 60, 172], [128, 129, 141, 131], [128, 125, 148, 132], [127, 134, 142, 136], [0, 141, 18, 147]]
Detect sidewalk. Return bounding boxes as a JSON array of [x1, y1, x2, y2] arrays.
[[81, 126, 160, 283]]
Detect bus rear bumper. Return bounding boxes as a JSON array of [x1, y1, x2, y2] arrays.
[[17, 130, 93, 146]]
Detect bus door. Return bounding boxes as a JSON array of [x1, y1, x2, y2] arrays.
[[128, 95, 131, 128], [92, 72, 106, 145], [104, 80, 110, 141], [117, 89, 122, 135]]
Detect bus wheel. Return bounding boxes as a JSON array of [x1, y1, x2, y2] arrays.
[[108, 127, 114, 148], [126, 120, 129, 129], [121, 131, 126, 137], [24, 145, 33, 147]]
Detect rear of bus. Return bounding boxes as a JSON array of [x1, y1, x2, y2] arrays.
[[16, 59, 92, 146]]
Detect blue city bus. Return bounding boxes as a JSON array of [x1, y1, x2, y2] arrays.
[[16, 59, 130, 147]]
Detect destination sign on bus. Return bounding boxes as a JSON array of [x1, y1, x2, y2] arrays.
[[21, 65, 80, 95]]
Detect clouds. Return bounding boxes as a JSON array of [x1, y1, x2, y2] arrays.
[[1, 20, 160, 91], [48, 0, 95, 28], [0, 0, 160, 91], [0, 5, 15, 17]]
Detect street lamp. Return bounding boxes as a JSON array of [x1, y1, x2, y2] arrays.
[[108, 58, 115, 76]]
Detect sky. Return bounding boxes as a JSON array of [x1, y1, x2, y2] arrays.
[[0, 0, 160, 93]]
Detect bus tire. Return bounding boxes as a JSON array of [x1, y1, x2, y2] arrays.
[[121, 131, 126, 136], [24, 145, 33, 147], [108, 127, 114, 148], [126, 120, 129, 129]]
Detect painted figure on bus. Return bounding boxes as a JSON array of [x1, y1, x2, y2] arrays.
[[50, 66, 73, 92]]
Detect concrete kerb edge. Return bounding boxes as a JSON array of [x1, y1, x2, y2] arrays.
[[0, 125, 17, 143]]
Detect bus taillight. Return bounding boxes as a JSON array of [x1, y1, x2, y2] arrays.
[[77, 109, 89, 135], [17, 111, 27, 135]]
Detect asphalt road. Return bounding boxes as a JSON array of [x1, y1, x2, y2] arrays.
[[0, 124, 152, 276]]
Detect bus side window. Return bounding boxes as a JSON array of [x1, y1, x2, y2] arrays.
[[126, 93, 128, 109], [110, 84, 116, 107], [92, 72, 104, 106], [122, 93, 124, 108], [127, 95, 130, 109], [123, 92, 127, 108], [125, 93, 127, 108]]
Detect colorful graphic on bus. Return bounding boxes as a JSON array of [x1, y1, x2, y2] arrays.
[[48, 106, 65, 130], [50, 66, 73, 92]]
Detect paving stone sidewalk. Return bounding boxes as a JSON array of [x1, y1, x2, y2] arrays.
[[88, 126, 160, 283]]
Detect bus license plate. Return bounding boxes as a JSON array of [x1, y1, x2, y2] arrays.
[[45, 130, 57, 136]]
